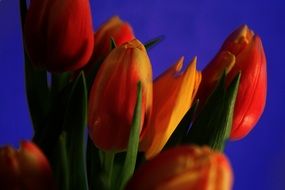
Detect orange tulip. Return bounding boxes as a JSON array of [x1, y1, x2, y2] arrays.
[[126, 145, 233, 190], [0, 141, 55, 190], [93, 16, 135, 60], [197, 25, 267, 140], [88, 39, 152, 151], [140, 57, 201, 158], [24, 0, 94, 72]]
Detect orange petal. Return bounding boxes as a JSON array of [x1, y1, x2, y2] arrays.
[[126, 146, 233, 190], [88, 39, 153, 151], [140, 57, 201, 158]]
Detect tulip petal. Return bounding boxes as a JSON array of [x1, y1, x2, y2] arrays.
[[164, 100, 199, 148], [93, 16, 134, 60], [126, 146, 233, 190], [0, 141, 55, 189], [88, 39, 152, 151], [24, 0, 94, 72], [141, 57, 201, 158], [197, 25, 267, 140], [115, 82, 142, 190], [229, 35, 267, 139]]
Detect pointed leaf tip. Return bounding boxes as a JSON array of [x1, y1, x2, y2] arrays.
[[144, 35, 165, 50], [110, 37, 117, 50]]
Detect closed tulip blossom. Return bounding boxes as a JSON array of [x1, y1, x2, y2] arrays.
[[140, 57, 201, 158], [24, 0, 94, 72], [84, 16, 135, 76], [0, 141, 55, 190], [93, 16, 135, 60], [126, 146, 233, 190], [88, 39, 152, 151], [197, 25, 267, 139]]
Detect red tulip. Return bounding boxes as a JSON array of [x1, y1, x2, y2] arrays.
[[83, 16, 135, 76], [197, 25, 267, 140], [24, 0, 94, 72], [93, 16, 135, 60], [0, 141, 55, 190], [88, 39, 152, 151], [126, 146, 233, 190]]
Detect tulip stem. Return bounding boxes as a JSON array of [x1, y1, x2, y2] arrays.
[[101, 151, 115, 189]]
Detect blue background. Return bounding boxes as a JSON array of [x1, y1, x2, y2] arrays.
[[0, 0, 284, 189]]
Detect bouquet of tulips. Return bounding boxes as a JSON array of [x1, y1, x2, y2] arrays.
[[0, 0, 267, 190]]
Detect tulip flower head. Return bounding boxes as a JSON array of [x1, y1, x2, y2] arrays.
[[126, 146, 233, 190], [88, 39, 152, 151], [93, 16, 135, 60], [197, 25, 267, 140], [140, 57, 201, 158], [24, 0, 94, 72], [83, 16, 135, 77], [0, 141, 55, 190]]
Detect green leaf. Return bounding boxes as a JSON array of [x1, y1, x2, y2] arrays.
[[20, 0, 51, 143], [101, 151, 116, 189], [144, 35, 165, 50], [21, 0, 52, 143], [85, 63, 101, 92], [25, 55, 51, 135], [164, 100, 199, 149], [110, 37, 117, 50], [51, 72, 72, 96], [222, 72, 241, 142], [62, 72, 88, 190], [115, 82, 142, 190], [86, 81, 142, 190], [34, 80, 72, 159], [86, 137, 105, 190], [184, 72, 240, 151], [53, 132, 69, 190], [208, 73, 240, 150]]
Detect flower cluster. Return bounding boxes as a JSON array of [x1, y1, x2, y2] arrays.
[[0, 0, 267, 189]]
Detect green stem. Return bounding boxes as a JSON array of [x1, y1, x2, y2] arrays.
[[102, 151, 115, 189]]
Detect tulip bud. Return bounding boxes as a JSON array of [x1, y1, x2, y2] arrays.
[[88, 39, 152, 151], [83, 16, 135, 77], [93, 16, 135, 60], [126, 146, 233, 190], [0, 141, 55, 190], [24, 0, 94, 72], [197, 25, 267, 139], [140, 57, 201, 158]]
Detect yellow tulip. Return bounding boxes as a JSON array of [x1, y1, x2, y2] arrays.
[[140, 57, 201, 158]]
